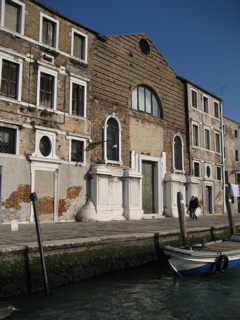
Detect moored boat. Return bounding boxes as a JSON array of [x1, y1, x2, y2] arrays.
[[163, 233, 240, 276]]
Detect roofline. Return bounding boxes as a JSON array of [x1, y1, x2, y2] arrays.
[[30, 0, 106, 41], [177, 76, 222, 101], [223, 115, 240, 125]]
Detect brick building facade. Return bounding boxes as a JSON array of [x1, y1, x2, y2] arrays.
[[0, 0, 102, 222], [0, 0, 237, 223], [77, 33, 189, 221]]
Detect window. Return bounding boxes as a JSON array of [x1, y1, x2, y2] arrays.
[[206, 165, 211, 178], [139, 39, 150, 55], [40, 13, 59, 48], [102, 113, 122, 163], [40, 72, 54, 108], [192, 124, 199, 147], [204, 128, 210, 150], [71, 29, 88, 62], [203, 96, 209, 113], [31, 130, 58, 159], [174, 135, 183, 171], [235, 150, 239, 162], [191, 90, 198, 108], [37, 66, 57, 109], [0, 127, 16, 154], [0, 53, 22, 100], [235, 129, 238, 138], [214, 101, 219, 118], [237, 173, 240, 184], [193, 162, 200, 177], [216, 167, 221, 181], [225, 171, 229, 183], [0, 59, 18, 99], [70, 77, 87, 117], [131, 86, 162, 118], [215, 132, 221, 153], [39, 136, 51, 157], [107, 118, 119, 161], [2, 0, 25, 34], [71, 139, 84, 162]]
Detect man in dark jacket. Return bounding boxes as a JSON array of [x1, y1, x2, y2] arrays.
[[189, 196, 199, 220]]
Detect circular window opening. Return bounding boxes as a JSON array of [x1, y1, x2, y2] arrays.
[[139, 39, 150, 55], [39, 136, 51, 157], [206, 166, 211, 178]]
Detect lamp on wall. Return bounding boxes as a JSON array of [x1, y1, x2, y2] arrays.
[[86, 140, 115, 151]]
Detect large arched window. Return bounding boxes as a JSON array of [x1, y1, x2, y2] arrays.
[[107, 118, 119, 161], [102, 113, 122, 163], [131, 86, 163, 118], [173, 135, 184, 171]]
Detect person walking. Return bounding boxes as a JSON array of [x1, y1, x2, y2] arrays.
[[188, 196, 199, 220]]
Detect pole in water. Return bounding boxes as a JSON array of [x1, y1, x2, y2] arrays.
[[177, 191, 187, 245], [225, 192, 235, 236], [29, 192, 50, 295]]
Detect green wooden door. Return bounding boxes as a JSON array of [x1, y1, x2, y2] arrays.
[[142, 161, 154, 214]]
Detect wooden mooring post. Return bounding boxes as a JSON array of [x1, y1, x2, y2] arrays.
[[225, 193, 236, 236], [30, 192, 50, 295], [177, 192, 187, 244]]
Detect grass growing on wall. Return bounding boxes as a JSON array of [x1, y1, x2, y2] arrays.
[[0, 244, 158, 298]]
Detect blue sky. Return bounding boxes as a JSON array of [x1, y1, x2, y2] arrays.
[[41, 0, 240, 122]]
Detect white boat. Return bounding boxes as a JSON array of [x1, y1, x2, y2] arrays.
[[163, 234, 240, 276]]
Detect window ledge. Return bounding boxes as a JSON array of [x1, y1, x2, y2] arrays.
[[105, 160, 123, 166], [68, 161, 86, 166], [70, 57, 88, 66]]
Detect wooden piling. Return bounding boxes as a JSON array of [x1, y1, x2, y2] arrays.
[[30, 192, 49, 295], [177, 192, 187, 244], [225, 193, 236, 236]]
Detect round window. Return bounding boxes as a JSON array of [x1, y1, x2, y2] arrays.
[[206, 166, 211, 178], [139, 39, 150, 55], [39, 136, 51, 157]]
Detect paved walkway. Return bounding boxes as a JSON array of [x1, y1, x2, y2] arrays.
[[1, 214, 240, 247]]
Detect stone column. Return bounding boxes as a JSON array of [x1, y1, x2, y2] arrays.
[[123, 168, 143, 220]]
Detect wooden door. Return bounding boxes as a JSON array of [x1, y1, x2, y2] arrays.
[[205, 186, 212, 214], [142, 161, 154, 214]]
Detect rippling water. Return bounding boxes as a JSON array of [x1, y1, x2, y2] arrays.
[[7, 264, 240, 320]]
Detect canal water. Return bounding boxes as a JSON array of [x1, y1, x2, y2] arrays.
[[6, 264, 240, 320]]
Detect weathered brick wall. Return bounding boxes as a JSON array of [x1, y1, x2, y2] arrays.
[[0, 0, 99, 221], [0, 0, 96, 137], [91, 33, 188, 171]]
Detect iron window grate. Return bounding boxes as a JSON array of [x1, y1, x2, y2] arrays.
[[71, 140, 83, 162], [0, 127, 16, 154]]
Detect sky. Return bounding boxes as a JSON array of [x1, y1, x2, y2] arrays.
[[41, 0, 240, 122]]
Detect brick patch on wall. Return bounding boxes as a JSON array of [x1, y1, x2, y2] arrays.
[[2, 185, 31, 210], [58, 199, 67, 216], [67, 186, 82, 200], [37, 197, 54, 215]]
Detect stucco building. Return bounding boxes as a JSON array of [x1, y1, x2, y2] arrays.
[[223, 116, 240, 214], [179, 78, 225, 216]]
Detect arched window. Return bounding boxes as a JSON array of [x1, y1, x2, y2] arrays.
[[173, 135, 183, 171], [131, 86, 162, 118], [102, 113, 122, 163], [107, 118, 119, 161]]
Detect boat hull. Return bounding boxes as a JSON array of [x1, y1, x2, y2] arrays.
[[163, 244, 240, 276]]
